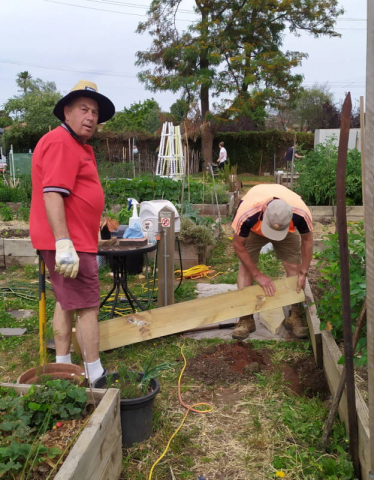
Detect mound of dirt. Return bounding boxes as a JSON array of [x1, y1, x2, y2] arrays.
[[185, 341, 329, 399]]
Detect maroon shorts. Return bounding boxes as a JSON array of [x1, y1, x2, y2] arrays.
[[40, 250, 100, 311]]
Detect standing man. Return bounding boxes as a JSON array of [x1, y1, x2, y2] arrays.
[[217, 141, 228, 170], [284, 146, 303, 170], [231, 184, 313, 340], [30, 80, 115, 384]]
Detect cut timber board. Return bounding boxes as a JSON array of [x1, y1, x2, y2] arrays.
[[96, 276, 304, 352], [258, 307, 285, 335]]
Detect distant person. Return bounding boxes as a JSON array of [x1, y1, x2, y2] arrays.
[[30, 80, 115, 384], [231, 184, 313, 341], [284, 146, 303, 169], [216, 141, 228, 170]]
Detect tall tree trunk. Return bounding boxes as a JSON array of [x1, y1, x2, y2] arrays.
[[201, 121, 214, 170]]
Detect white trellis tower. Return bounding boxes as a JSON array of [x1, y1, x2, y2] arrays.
[[155, 122, 185, 178]]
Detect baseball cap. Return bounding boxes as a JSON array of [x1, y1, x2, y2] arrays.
[[261, 199, 293, 241]]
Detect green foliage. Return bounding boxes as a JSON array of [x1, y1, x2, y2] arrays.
[[107, 358, 172, 398], [3, 74, 62, 151], [0, 204, 13, 221], [17, 206, 30, 222], [170, 99, 189, 123], [285, 83, 339, 131], [104, 99, 161, 134], [136, 0, 343, 122], [216, 130, 314, 173], [0, 380, 87, 477], [0, 110, 13, 128], [316, 223, 366, 364], [116, 206, 132, 226], [103, 175, 229, 207], [179, 217, 216, 253], [98, 161, 136, 179], [272, 395, 354, 479], [295, 140, 362, 205]]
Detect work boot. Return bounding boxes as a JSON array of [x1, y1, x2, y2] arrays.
[[232, 315, 256, 340], [284, 304, 308, 339]]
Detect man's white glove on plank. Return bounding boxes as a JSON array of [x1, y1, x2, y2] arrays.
[[55, 239, 79, 278]]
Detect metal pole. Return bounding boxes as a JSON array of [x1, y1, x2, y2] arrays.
[[365, 1, 374, 477], [360, 96, 366, 211]]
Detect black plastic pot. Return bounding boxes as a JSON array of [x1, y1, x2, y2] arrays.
[[93, 372, 160, 447]]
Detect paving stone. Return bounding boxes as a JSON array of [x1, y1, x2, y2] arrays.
[[0, 328, 27, 337]]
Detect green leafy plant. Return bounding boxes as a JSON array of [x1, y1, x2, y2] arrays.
[[0, 204, 14, 221], [0, 380, 87, 478], [316, 223, 366, 365], [179, 217, 216, 253], [107, 358, 172, 399], [295, 139, 362, 205], [17, 206, 30, 222]]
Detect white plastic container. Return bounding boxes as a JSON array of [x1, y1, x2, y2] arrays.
[[139, 200, 180, 233]]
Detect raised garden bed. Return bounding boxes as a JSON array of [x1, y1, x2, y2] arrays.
[[305, 280, 370, 479], [0, 384, 122, 480]]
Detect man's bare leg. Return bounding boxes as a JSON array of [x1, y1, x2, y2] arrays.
[[237, 264, 254, 289], [75, 306, 104, 383], [75, 307, 100, 363], [53, 302, 74, 356]]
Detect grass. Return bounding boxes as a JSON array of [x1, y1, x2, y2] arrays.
[[0, 240, 357, 479]]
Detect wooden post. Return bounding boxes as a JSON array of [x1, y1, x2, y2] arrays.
[[365, 1, 374, 477], [360, 96, 366, 209], [157, 207, 175, 307]]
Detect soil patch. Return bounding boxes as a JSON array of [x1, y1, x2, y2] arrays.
[[0, 220, 30, 238], [186, 341, 329, 398]]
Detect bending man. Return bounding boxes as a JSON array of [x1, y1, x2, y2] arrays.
[[231, 184, 313, 340]]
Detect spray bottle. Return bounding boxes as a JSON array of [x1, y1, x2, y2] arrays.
[[127, 198, 140, 228]]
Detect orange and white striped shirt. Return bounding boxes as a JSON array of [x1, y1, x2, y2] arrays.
[[232, 184, 313, 238]]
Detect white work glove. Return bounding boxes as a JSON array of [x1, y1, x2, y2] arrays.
[[55, 239, 79, 279]]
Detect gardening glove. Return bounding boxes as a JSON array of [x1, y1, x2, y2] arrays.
[[55, 239, 79, 279]]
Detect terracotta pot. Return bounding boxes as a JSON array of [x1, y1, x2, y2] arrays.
[[17, 363, 86, 386]]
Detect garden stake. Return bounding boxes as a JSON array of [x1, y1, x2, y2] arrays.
[[322, 299, 366, 446], [38, 255, 47, 366], [335, 91, 360, 478]]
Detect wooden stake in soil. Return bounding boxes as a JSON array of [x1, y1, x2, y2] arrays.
[[322, 300, 366, 446], [335, 92, 360, 478]]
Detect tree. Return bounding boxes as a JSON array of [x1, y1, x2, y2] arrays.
[[104, 98, 161, 134], [3, 75, 62, 151], [16, 71, 32, 94], [288, 84, 340, 131], [0, 110, 13, 128], [136, 0, 343, 167], [169, 99, 189, 123]]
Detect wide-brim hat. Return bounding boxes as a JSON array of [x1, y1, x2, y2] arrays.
[[53, 80, 115, 124], [261, 199, 293, 241]]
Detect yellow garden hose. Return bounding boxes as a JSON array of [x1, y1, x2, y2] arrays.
[[148, 339, 214, 479], [174, 264, 224, 280]]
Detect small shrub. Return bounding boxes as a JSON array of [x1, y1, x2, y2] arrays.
[[179, 217, 216, 253], [17, 206, 30, 222], [0, 204, 14, 221]]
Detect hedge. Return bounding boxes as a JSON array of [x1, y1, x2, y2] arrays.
[[214, 130, 314, 174]]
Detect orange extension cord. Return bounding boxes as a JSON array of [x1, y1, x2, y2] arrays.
[[148, 338, 214, 479]]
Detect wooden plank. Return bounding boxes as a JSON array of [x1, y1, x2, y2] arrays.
[[100, 435, 122, 480], [96, 276, 304, 352], [0, 328, 27, 337], [304, 279, 323, 367], [321, 331, 370, 480], [55, 388, 121, 480], [5, 256, 38, 267], [258, 307, 285, 334], [0, 238, 4, 268], [4, 238, 36, 256]]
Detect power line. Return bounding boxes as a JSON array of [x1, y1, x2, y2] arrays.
[[0, 59, 138, 79], [87, 0, 195, 15], [43, 0, 196, 21]]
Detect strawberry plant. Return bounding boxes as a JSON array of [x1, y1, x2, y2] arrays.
[[0, 380, 88, 477]]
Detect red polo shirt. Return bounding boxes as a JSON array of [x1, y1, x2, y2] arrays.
[[30, 126, 104, 253]]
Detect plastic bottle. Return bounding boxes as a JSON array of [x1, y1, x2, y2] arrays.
[[127, 198, 140, 228]]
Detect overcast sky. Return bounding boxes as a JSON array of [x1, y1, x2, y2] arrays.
[[0, 0, 367, 113]]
